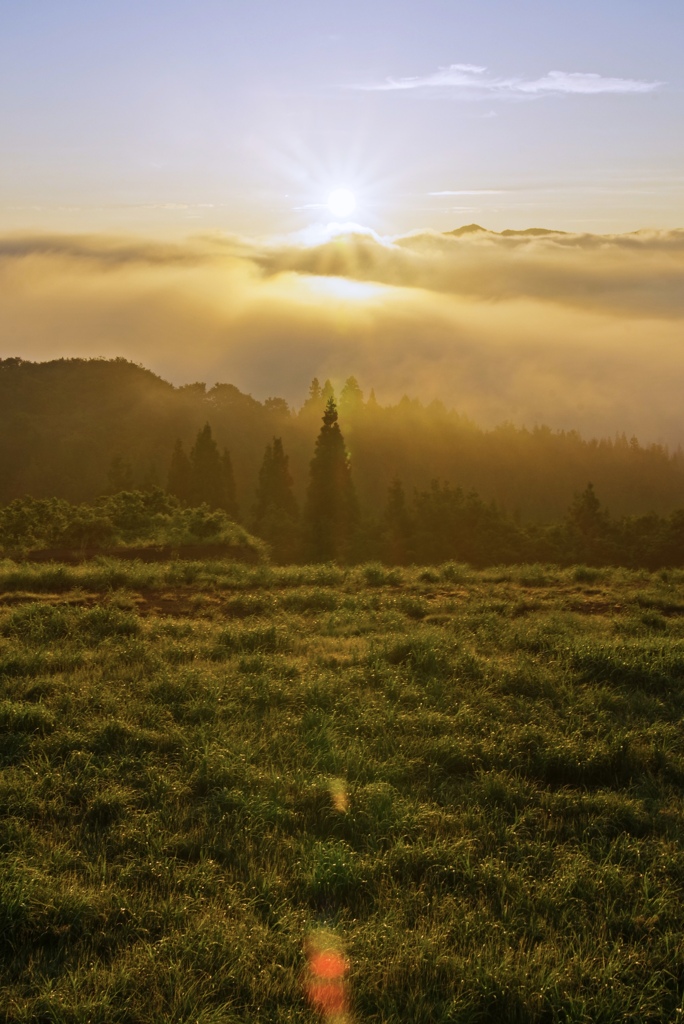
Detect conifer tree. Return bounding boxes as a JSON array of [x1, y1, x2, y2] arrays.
[[299, 378, 324, 422], [339, 376, 364, 417], [381, 478, 414, 564], [565, 481, 613, 563], [142, 462, 160, 492], [176, 423, 239, 516], [167, 439, 191, 503], [568, 482, 607, 539], [307, 378, 321, 405], [251, 437, 299, 562], [303, 397, 357, 562], [189, 425, 221, 507], [107, 455, 134, 494], [253, 438, 298, 522], [220, 447, 239, 520]]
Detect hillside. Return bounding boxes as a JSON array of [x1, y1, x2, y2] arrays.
[[1, 357, 684, 523]]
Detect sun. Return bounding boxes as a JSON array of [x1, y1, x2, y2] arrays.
[[327, 189, 356, 219]]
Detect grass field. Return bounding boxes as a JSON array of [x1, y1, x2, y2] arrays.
[[1, 558, 683, 1023]]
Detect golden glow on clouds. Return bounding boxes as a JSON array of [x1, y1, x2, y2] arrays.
[[301, 275, 386, 302], [1, 227, 683, 444]]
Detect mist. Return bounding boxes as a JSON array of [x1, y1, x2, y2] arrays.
[[1, 226, 683, 444]]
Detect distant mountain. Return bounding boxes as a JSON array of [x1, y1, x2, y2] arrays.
[[445, 224, 568, 238], [445, 223, 488, 236]]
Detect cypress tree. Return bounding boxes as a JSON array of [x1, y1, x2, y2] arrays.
[[182, 424, 239, 516], [381, 478, 414, 565], [220, 447, 239, 520], [300, 378, 322, 418], [107, 455, 134, 494], [306, 377, 321, 406], [568, 482, 607, 539], [303, 397, 357, 562], [253, 438, 298, 523], [339, 376, 364, 417], [167, 439, 191, 503], [565, 482, 612, 564], [189, 424, 221, 508], [251, 437, 299, 562], [142, 462, 160, 492]]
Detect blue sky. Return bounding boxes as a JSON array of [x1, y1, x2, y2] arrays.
[[1, 0, 682, 234]]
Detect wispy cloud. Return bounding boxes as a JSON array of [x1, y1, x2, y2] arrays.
[[353, 64, 662, 98], [428, 190, 507, 196]]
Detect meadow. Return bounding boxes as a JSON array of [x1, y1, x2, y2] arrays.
[[0, 557, 683, 1023]]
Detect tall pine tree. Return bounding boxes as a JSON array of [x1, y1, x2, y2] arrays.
[[303, 398, 357, 562]]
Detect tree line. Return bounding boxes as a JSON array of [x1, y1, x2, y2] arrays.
[[153, 399, 684, 569], [3, 358, 684, 527], [164, 398, 356, 563], [2, 393, 684, 567]]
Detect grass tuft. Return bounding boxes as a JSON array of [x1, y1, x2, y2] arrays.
[[0, 560, 683, 1022]]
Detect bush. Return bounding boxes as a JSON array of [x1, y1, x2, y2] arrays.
[[0, 490, 267, 561]]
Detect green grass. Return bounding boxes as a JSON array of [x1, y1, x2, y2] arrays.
[[0, 560, 683, 1023]]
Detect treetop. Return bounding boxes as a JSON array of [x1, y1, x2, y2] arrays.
[[323, 397, 338, 428]]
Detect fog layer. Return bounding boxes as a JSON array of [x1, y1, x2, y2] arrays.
[[1, 226, 683, 443]]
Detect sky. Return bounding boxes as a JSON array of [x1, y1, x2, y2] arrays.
[[1, 0, 682, 235], [1, 1, 684, 445]]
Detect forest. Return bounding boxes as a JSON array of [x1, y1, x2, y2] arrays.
[[2, 356, 684, 568]]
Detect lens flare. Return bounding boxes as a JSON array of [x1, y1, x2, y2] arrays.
[[329, 778, 349, 813], [305, 929, 351, 1022]]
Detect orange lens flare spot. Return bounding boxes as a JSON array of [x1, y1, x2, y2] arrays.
[[305, 932, 351, 1021], [310, 950, 348, 979], [307, 980, 349, 1016]]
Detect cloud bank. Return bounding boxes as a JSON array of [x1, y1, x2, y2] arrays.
[[1, 225, 683, 444], [354, 64, 662, 97]]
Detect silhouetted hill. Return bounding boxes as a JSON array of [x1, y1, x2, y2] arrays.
[[445, 225, 568, 238], [498, 227, 569, 237], [2, 356, 684, 522], [446, 223, 487, 236]]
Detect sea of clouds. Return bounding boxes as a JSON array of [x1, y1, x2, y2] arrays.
[[1, 225, 683, 444]]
